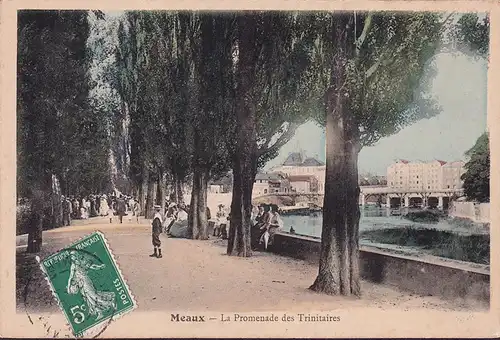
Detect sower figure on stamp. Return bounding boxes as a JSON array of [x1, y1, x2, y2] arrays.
[[150, 205, 163, 258]]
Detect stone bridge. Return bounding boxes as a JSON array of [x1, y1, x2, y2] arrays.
[[359, 185, 464, 209], [254, 185, 464, 209]]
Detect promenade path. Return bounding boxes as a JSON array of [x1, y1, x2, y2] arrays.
[[16, 217, 487, 315]]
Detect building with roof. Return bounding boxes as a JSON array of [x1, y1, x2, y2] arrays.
[[287, 174, 319, 193], [253, 172, 291, 196], [271, 152, 326, 193], [387, 159, 465, 192]]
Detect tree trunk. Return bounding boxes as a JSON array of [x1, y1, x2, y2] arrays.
[[139, 168, 148, 215], [51, 174, 63, 229], [188, 167, 209, 240], [227, 14, 258, 257], [160, 172, 167, 214], [27, 186, 46, 253], [145, 175, 157, 219], [310, 13, 361, 296], [176, 177, 184, 204]]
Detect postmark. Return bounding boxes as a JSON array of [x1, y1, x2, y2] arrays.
[[37, 231, 136, 337]]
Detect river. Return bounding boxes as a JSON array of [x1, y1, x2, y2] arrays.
[[280, 207, 489, 238]]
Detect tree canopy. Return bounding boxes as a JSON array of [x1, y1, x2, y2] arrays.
[[461, 132, 490, 203]]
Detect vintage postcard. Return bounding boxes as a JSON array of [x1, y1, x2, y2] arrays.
[[1, 0, 499, 338]]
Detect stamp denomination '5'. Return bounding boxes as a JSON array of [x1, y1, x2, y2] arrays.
[[38, 232, 136, 337]]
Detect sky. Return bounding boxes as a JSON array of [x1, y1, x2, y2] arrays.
[[264, 52, 488, 175]]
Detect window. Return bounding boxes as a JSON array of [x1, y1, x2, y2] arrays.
[[264, 189, 268, 194], [447, 185, 450, 189], [417, 181, 419, 184], [428, 186, 430, 189]]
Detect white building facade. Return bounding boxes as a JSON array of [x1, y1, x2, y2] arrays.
[[271, 152, 326, 194], [252, 172, 291, 197], [387, 159, 465, 192]]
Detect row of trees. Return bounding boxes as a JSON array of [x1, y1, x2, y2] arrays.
[[18, 10, 489, 294]]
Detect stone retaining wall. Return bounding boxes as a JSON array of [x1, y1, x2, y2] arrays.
[[271, 232, 490, 304]]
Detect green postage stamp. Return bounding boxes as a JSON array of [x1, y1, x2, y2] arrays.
[[37, 231, 136, 337]]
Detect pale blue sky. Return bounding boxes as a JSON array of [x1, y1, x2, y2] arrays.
[[265, 52, 488, 175]]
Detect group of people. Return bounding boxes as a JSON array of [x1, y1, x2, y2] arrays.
[[61, 193, 141, 226], [251, 204, 284, 250], [148, 201, 284, 259]]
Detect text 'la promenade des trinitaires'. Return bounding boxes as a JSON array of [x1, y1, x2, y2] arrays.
[[171, 313, 341, 323]]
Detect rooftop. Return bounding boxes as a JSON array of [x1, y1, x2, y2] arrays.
[[283, 152, 325, 167], [255, 172, 287, 181], [288, 174, 318, 182]]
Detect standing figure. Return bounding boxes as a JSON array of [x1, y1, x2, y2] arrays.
[[107, 204, 114, 224], [133, 199, 141, 223], [95, 195, 101, 216], [62, 196, 72, 226], [150, 205, 163, 258], [100, 195, 109, 217], [116, 196, 127, 224], [74, 198, 80, 219]]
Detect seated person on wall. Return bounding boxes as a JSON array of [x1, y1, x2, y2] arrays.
[[251, 204, 264, 250], [220, 213, 230, 240], [256, 204, 272, 250], [213, 204, 226, 237], [266, 204, 283, 249]]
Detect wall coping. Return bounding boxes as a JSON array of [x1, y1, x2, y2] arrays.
[[276, 231, 490, 276]]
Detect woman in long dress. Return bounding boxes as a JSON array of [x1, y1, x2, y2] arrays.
[[100, 196, 109, 217], [66, 251, 116, 320]]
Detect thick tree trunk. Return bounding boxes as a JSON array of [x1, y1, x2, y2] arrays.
[[227, 14, 258, 257], [188, 167, 209, 240], [27, 210, 43, 253], [227, 159, 241, 254], [145, 175, 157, 219], [310, 14, 361, 296], [27, 186, 46, 253]]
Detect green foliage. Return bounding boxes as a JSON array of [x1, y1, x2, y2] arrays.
[[308, 12, 445, 147], [454, 13, 489, 58], [17, 10, 103, 197], [461, 132, 490, 203]]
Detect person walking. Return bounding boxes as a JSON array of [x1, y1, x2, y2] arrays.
[[133, 199, 141, 223], [116, 195, 127, 224], [106, 205, 114, 224], [150, 205, 163, 258]]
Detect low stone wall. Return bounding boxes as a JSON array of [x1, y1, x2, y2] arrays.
[[449, 201, 490, 223], [271, 232, 489, 304]]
